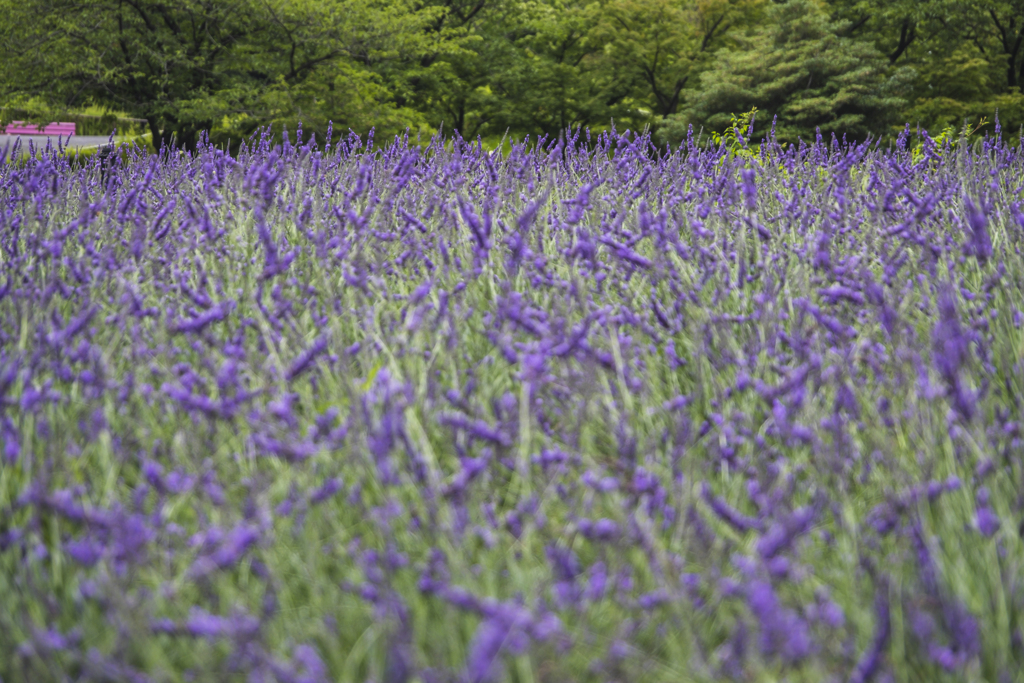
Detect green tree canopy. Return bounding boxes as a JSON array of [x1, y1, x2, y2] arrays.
[[1, 0, 1023, 149], [661, 0, 913, 145], [587, 0, 765, 118], [0, 0, 451, 148]]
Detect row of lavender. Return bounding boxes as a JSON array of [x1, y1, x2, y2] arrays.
[[0, 124, 1022, 683]]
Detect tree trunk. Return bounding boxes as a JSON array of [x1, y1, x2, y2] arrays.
[[146, 116, 176, 152], [888, 19, 916, 64]]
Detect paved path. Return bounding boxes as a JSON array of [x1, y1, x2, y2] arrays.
[[1, 134, 148, 158]]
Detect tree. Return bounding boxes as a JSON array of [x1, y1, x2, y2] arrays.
[[661, 0, 913, 145], [586, 0, 765, 119], [0, 0, 448, 149], [823, 0, 1024, 137], [826, 0, 939, 65], [484, 0, 640, 137], [965, 0, 1024, 90]]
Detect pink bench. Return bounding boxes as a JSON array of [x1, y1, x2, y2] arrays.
[[3, 121, 77, 136]]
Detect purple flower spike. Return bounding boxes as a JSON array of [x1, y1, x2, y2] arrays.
[[932, 285, 974, 421], [587, 561, 608, 601], [741, 169, 758, 211], [849, 590, 890, 683], [170, 301, 232, 335], [701, 483, 764, 533], [464, 618, 508, 683], [976, 506, 1000, 537], [578, 518, 619, 542], [287, 336, 330, 381], [66, 537, 103, 567], [461, 600, 547, 683], [756, 505, 817, 559], [292, 644, 328, 683], [963, 197, 992, 264], [309, 477, 343, 506], [184, 609, 231, 638], [747, 580, 812, 664]]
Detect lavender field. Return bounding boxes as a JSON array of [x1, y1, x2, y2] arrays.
[[1, 123, 1022, 683]]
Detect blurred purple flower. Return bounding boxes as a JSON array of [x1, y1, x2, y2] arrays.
[[190, 523, 261, 576], [741, 169, 757, 211], [587, 561, 608, 601], [66, 537, 103, 567], [170, 301, 232, 335], [756, 505, 817, 559], [976, 505, 1000, 537], [185, 609, 232, 638], [747, 580, 812, 664], [309, 477, 343, 506], [962, 197, 992, 264], [932, 285, 975, 420], [849, 589, 890, 683], [292, 644, 328, 683], [578, 518, 619, 542], [701, 483, 764, 533], [287, 336, 329, 381], [183, 608, 260, 641]]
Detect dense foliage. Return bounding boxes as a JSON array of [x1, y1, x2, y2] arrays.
[[3, 0, 1024, 146], [1, 124, 1023, 682]]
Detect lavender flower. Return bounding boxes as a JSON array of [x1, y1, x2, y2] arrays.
[[963, 197, 992, 264], [701, 483, 764, 533], [2, 122, 1021, 683], [170, 301, 232, 335], [747, 580, 812, 664], [756, 505, 817, 559], [849, 590, 890, 683], [286, 335, 329, 381]]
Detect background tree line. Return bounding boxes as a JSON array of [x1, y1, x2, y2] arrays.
[[2, 0, 1023, 149]]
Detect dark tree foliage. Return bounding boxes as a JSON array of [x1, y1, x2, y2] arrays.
[[663, 0, 913, 145], [0, 0, 446, 149], [0, 0, 258, 149], [1, 0, 1023, 146]]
